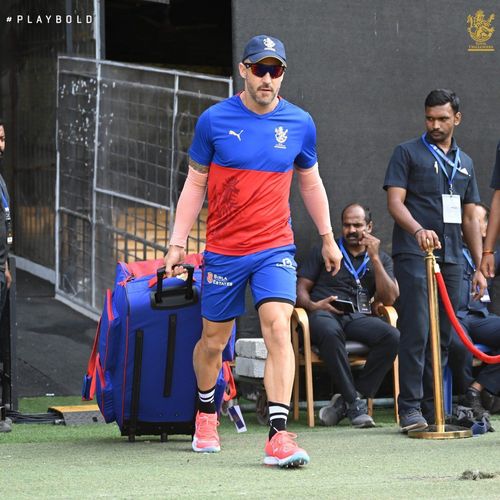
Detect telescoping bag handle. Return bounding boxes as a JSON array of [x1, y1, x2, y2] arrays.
[[151, 264, 197, 309]]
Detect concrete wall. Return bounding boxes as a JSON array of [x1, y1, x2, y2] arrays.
[[232, 0, 500, 261]]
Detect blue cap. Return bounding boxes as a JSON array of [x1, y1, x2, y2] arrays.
[[242, 35, 287, 67]]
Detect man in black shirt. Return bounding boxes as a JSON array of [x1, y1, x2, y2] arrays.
[[384, 89, 486, 432], [297, 204, 400, 427], [0, 119, 12, 433], [449, 203, 500, 417], [481, 140, 500, 278]]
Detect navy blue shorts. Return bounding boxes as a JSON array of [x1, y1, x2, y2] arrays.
[[201, 244, 297, 322]]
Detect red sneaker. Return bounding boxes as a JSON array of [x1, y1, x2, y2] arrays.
[[192, 411, 220, 453], [263, 431, 310, 467]]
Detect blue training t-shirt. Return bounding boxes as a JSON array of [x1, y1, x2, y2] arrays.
[[189, 94, 317, 255]]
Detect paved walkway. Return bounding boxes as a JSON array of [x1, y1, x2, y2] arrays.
[[15, 269, 96, 398]]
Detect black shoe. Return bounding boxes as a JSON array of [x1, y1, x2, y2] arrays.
[[481, 389, 500, 414], [463, 388, 490, 420], [346, 398, 375, 428], [318, 394, 347, 426], [399, 408, 428, 433]]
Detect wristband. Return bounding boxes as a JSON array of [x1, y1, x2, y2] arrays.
[[413, 228, 424, 237], [482, 250, 495, 255]]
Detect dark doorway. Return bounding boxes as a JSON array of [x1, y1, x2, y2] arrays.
[[105, 0, 232, 76]]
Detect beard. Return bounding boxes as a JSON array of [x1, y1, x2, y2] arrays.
[[246, 83, 278, 107]]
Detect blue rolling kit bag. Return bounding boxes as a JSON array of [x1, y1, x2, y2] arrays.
[[82, 257, 229, 442]]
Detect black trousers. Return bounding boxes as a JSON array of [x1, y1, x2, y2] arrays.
[[0, 277, 7, 362], [394, 254, 462, 418], [0, 277, 6, 330], [308, 310, 400, 403], [449, 312, 500, 396]]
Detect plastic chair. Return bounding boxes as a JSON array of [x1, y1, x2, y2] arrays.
[[290, 305, 400, 427]]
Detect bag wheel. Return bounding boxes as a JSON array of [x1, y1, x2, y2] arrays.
[[128, 434, 135, 443], [160, 433, 168, 442]]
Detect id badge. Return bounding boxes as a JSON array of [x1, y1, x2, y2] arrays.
[[442, 194, 462, 224], [356, 288, 371, 314], [4, 207, 12, 245]]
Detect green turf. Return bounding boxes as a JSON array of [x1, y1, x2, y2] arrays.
[[1, 398, 500, 499]]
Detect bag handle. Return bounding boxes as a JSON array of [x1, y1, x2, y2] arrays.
[[154, 264, 195, 304]]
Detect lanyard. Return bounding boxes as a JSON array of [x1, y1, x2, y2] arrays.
[[462, 247, 475, 272], [1, 191, 10, 221], [338, 238, 370, 287], [421, 133, 461, 194], [1, 192, 8, 211]]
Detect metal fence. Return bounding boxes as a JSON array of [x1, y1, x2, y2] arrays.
[[1, 0, 95, 270], [55, 56, 232, 315]]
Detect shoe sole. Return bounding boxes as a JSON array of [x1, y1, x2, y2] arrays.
[[318, 406, 334, 426], [263, 451, 310, 468], [192, 438, 220, 453], [318, 394, 345, 426], [400, 421, 428, 433], [352, 420, 376, 429]]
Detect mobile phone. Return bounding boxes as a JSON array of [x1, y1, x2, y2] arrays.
[[331, 299, 355, 314]]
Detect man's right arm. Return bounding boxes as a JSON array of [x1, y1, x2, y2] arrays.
[[481, 190, 500, 278], [5, 258, 11, 289], [163, 160, 208, 276], [295, 164, 342, 276], [480, 142, 500, 277], [387, 186, 441, 251]]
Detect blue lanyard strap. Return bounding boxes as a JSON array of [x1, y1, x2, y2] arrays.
[[1, 192, 8, 210], [0, 180, 9, 210], [338, 237, 370, 285], [421, 133, 461, 194], [462, 247, 476, 272]]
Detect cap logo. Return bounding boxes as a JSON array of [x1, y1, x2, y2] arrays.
[[263, 37, 276, 51]]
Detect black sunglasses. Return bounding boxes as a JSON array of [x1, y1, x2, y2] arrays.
[[243, 62, 286, 79]]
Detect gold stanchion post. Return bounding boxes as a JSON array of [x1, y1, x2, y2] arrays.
[[408, 248, 472, 439]]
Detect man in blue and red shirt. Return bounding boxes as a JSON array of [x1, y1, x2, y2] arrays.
[[164, 35, 342, 467]]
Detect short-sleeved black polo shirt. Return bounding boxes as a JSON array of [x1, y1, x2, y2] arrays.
[[298, 243, 395, 306], [489, 140, 500, 189], [383, 134, 480, 264]]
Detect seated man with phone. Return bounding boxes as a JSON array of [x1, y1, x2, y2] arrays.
[[297, 203, 400, 427]]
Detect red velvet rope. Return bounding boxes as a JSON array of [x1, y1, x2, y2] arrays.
[[435, 271, 500, 364]]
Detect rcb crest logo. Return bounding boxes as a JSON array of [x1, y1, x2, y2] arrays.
[[274, 126, 288, 149], [467, 10, 495, 52]]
